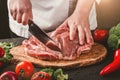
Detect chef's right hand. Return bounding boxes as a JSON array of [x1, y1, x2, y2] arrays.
[[8, 0, 33, 25]]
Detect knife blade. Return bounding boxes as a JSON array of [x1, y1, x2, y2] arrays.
[[28, 20, 61, 52]]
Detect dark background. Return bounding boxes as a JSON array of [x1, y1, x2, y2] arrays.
[[0, 0, 10, 39], [0, 0, 120, 80], [0, 0, 120, 39]]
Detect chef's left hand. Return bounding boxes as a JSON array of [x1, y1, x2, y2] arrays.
[[59, 12, 94, 45]]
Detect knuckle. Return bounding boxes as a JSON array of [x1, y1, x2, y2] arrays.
[[17, 17, 22, 23], [72, 22, 78, 26], [17, 8, 23, 12], [24, 7, 29, 12], [24, 6, 32, 12], [11, 6, 17, 11], [84, 25, 90, 31], [10, 8, 16, 13], [17, 6, 31, 13], [84, 27, 88, 31]]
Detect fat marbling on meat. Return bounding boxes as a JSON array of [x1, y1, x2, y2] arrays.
[[22, 26, 93, 60]]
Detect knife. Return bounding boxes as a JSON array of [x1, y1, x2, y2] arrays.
[[28, 20, 61, 52]]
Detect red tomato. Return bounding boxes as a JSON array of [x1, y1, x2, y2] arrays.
[[15, 61, 34, 78], [93, 29, 108, 42], [0, 47, 5, 58], [31, 71, 51, 80]]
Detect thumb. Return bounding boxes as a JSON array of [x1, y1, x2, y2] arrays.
[[50, 21, 68, 37]]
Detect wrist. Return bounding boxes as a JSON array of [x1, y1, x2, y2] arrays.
[[74, 8, 90, 15], [73, 0, 95, 17], [73, 8, 90, 18]]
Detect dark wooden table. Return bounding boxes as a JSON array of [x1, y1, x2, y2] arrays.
[[0, 38, 120, 80]]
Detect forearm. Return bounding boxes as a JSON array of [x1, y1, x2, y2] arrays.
[[74, 0, 95, 16]]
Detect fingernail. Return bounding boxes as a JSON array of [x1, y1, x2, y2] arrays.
[[80, 40, 84, 45], [70, 37, 73, 40], [88, 39, 91, 43]]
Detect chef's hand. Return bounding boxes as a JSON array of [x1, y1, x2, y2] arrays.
[[8, 0, 33, 25], [60, 12, 94, 45]]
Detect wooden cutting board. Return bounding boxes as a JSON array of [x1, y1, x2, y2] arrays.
[[10, 43, 107, 69]]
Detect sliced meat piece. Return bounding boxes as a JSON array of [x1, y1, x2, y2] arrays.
[[45, 40, 61, 52], [51, 31, 79, 60], [51, 25, 93, 60], [22, 36, 62, 61]]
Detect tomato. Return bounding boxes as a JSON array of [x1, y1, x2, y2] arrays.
[[0, 47, 4, 58], [93, 29, 108, 42], [15, 61, 34, 78], [31, 71, 51, 80]]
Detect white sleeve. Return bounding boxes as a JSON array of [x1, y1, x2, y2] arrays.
[[96, 0, 101, 4]]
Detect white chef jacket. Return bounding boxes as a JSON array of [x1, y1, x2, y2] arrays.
[[8, 0, 101, 38]]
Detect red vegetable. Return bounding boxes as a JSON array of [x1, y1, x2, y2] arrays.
[[100, 49, 120, 76], [31, 71, 51, 80], [0, 61, 4, 67], [0, 47, 4, 58], [93, 29, 108, 42], [15, 61, 34, 78], [0, 71, 18, 80], [100, 59, 120, 76], [114, 49, 120, 59], [0, 47, 4, 67]]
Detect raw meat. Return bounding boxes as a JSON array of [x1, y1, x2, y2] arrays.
[[22, 36, 62, 61], [22, 26, 93, 60]]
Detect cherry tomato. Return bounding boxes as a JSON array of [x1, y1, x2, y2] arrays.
[[0, 47, 5, 58], [31, 71, 51, 80], [15, 61, 34, 78], [93, 29, 108, 42]]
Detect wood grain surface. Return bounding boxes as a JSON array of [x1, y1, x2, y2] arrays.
[[10, 43, 107, 69]]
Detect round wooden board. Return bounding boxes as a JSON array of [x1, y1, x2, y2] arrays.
[[10, 43, 107, 69]]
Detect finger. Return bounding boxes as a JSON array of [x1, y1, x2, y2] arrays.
[[10, 9, 13, 16], [16, 11, 23, 23], [84, 26, 94, 44], [58, 20, 68, 29], [69, 23, 77, 40], [12, 11, 17, 20], [51, 21, 68, 37], [29, 10, 33, 20], [22, 12, 29, 25], [78, 25, 85, 45]]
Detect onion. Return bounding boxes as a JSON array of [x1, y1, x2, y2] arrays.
[[0, 71, 18, 80], [0, 47, 4, 58]]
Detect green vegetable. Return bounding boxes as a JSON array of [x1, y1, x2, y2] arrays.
[[0, 42, 14, 63], [40, 68, 54, 76], [107, 23, 120, 50], [40, 68, 68, 80], [53, 69, 68, 80], [108, 34, 119, 50]]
